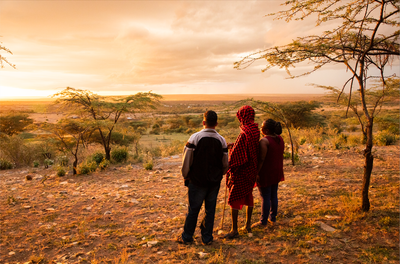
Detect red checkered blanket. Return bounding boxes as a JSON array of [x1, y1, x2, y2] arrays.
[[226, 105, 260, 206]]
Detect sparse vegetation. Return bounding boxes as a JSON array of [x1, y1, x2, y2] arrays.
[[0, 96, 398, 264]]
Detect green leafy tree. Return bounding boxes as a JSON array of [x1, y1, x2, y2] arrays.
[[0, 113, 33, 136], [234, 0, 399, 211], [53, 87, 162, 160]]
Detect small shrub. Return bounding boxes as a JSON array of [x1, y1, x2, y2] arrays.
[[346, 134, 363, 147], [58, 155, 69, 166], [77, 161, 97, 175], [374, 130, 399, 146], [111, 147, 128, 163], [44, 158, 54, 168], [0, 159, 13, 170], [99, 158, 110, 170], [144, 160, 153, 170], [33, 161, 40, 168], [160, 140, 184, 157], [378, 216, 395, 227], [283, 152, 291, 159], [56, 167, 66, 177], [299, 137, 307, 145], [92, 152, 104, 164], [133, 154, 143, 163]]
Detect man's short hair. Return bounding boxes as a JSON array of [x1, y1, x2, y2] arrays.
[[204, 110, 218, 127]]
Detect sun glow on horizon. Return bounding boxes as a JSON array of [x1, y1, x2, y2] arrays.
[[0, 86, 59, 100]]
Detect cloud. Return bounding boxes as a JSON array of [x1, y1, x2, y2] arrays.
[[1, 0, 397, 97]]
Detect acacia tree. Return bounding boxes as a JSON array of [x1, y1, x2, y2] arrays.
[[0, 113, 33, 136], [43, 119, 93, 175], [234, 0, 399, 211], [53, 87, 162, 160]]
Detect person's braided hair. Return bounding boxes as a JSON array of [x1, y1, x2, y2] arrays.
[[262, 119, 282, 135]]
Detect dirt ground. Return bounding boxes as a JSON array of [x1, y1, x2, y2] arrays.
[[1, 145, 399, 264]]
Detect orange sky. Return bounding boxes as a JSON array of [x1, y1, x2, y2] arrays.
[[0, 1, 398, 99]]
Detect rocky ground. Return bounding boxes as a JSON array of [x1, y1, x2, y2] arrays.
[[1, 145, 399, 264]]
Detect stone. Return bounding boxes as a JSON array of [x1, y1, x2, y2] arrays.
[[8, 251, 15, 255], [59, 181, 68, 185], [325, 215, 341, 220], [104, 211, 112, 215], [217, 230, 224, 235], [147, 241, 158, 247], [24, 206, 31, 209], [155, 195, 162, 198], [129, 199, 139, 204], [198, 252, 208, 258], [294, 215, 303, 220], [46, 208, 55, 211], [315, 221, 336, 232]]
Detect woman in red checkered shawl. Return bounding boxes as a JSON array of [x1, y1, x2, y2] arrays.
[[225, 105, 259, 239]]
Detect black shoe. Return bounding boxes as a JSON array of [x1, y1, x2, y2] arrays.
[[224, 231, 239, 239], [251, 222, 267, 228], [202, 239, 213, 245], [176, 235, 192, 244]]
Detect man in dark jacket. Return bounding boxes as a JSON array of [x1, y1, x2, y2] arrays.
[[177, 110, 229, 245]]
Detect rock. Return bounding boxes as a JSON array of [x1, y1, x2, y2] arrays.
[[313, 165, 319, 168], [8, 251, 15, 255], [318, 176, 325, 179], [74, 252, 85, 258], [89, 233, 99, 237], [129, 199, 139, 204], [147, 241, 158, 247], [34, 175, 43, 180], [217, 230, 224, 235], [155, 195, 162, 198], [157, 251, 163, 255], [171, 155, 179, 159], [23, 206, 31, 209], [85, 207, 92, 211], [72, 192, 80, 196], [198, 252, 208, 258], [47, 194, 54, 198], [46, 208, 55, 211], [281, 184, 287, 188], [59, 181, 68, 185], [325, 215, 341, 220], [248, 233, 253, 237], [315, 221, 336, 232], [104, 211, 112, 215], [119, 184, 130, 189], [294, 215, 303, 220]]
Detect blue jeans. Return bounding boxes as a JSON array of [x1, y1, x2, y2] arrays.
[[258, 184, 279, 225], [182, 182, 220, 243]]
